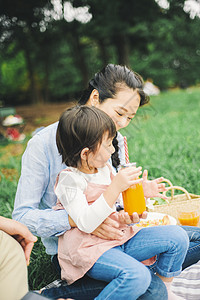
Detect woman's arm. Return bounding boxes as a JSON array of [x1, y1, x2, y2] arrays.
[[12, 125, 71, 238]]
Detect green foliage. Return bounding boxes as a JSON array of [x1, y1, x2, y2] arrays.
[[0, 0, 200, 104], [0, 50, 28, 100], [48, 43, 82, 99]]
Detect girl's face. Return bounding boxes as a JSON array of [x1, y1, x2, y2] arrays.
[[86, 133, 115, 171], [97, 87, 140, 131]]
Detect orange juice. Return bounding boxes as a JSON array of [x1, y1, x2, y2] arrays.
[[121, 162, 146, 215], [122, 182, 146, 215], [178, 211, 200, 226]]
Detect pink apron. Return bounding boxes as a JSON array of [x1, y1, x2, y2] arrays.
[[55, 169, 155, 284]]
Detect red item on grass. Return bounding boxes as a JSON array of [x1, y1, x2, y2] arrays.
[[6, 128, 20, 140]]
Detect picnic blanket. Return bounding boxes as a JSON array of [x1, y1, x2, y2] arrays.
[[172, 260, 200, 299]]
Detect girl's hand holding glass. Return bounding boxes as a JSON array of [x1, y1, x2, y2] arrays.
[[113, 166, 143, 193]]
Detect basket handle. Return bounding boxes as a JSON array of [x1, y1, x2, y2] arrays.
[[161, 178, 174, 199], [163, 186, 191, 201], [162, 178, 173, 187]]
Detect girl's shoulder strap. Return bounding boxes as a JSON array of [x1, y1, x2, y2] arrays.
[[54, 167, 72, 190], [106, 163, 115, 180]]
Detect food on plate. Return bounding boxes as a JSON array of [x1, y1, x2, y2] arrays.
[[136, 214, 170, 227]]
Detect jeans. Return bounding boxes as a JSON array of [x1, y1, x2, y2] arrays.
[[149, 225, 200, 273], [181, 226, 200, 269], [86, 225, 188, 300], [42, 225, 200, 300], [42, 253, 167, 300], [42, 268, 167, 300]]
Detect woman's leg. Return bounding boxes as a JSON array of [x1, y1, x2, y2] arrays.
[[87, 246, 151, 300], [41, 254, 107, 300], [124, 225, 189, 278], [181, 225, 200, 269], [41, 275, 107, 300], [42, 254, 167, 300], [138, 271, 168, 300]]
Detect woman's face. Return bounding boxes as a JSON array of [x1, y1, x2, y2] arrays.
[[97, 87, 140, 131]]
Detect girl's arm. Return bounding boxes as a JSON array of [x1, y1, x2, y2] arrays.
[[55, 166, 143, 234], [55, 171, 115, 233], [103, 166, 142, 208]]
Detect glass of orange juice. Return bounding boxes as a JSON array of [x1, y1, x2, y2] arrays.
[[122, 163, 146, 215], [178, 206, 200, 226]]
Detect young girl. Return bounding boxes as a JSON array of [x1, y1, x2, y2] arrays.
[[55, 105, 189, 300]]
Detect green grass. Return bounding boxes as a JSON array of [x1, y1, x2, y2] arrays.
[[0, 87, 200, 289], [121, 87, 200, 194], [0, 140, 58, 289]]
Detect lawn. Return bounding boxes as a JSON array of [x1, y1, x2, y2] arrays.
[[121, 87, 200, 194], [0, 87, 200, 290]]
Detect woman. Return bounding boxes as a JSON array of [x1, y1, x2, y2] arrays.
[[13, 64, 200, 299]]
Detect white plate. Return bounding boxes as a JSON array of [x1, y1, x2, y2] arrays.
[[137, 212, 177, 227]]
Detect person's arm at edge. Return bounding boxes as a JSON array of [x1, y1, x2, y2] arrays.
[[0, 216, 37, 265]]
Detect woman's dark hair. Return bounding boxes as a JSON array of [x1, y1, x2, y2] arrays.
[[78, 64, 149, 107], [79, 64, 149, 170], [56, 105, 116, 167]]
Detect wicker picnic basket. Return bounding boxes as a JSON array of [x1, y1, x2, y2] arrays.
[[147, 179, 200, 224]]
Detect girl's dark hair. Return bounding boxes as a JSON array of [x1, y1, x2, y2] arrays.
[[79, 64, 149, 170], [56, 105, 116, 167]]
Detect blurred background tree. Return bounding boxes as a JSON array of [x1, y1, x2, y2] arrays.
[[0, 0, 200, 105]]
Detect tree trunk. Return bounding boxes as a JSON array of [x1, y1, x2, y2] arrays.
[[97, 39, 109, 66], [113, 34, 130, 66], [23, 46, 41, 104], [43, 58, 50, 103], [70, 33, 89, 88]]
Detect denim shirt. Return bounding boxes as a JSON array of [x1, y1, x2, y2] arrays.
[[12, 122, 125, 255]]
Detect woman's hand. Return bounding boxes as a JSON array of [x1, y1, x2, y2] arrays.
[[0, 216, 37, 265], [91, 217, 123, 240], [68, 215, 77, 227], [118, 210, 148, 224], [91, 211, 148, 240], [142, 170, 168, 199]]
